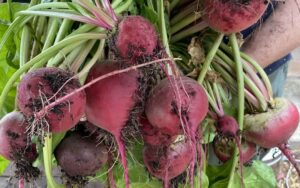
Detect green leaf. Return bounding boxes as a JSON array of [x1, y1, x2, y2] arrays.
[[0, 155, 9, 175], [207, 160, 276, 188]]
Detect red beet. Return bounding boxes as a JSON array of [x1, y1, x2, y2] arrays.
[[139, 117, 176, 146], [143, 139, 193, 186], [243, 98, 299, 148], [115, 16, 158, 61], [85, 62, 140, 188], [203, 0, 269, 33], [17, 67, 86, 133], [145, 76, 208, 136], [55, 132, 108, 177], [0, 111, 37, 161], [213, 136, 256, 164], [216, 115, 239, 138]]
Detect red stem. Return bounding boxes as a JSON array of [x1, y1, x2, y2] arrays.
[[18, 178, 25, 188], [278, 143, 300, 177], [115, 135, 130, 188]]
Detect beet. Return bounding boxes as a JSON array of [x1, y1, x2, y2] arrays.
[[203, 0, 269, 33], [216, 115, 239, 138], [0, 111, 37, 161], [0, 111, 39, 181], [213, 136, 257, 164], [17, 67, 86, 133], [139, 117, 176, 146], [55, 132, 108, 177], [114, 16, 158, 61], [243, 98, 299, 148], [85, 62, 140, 188], [145, 76, 208, 136], [143, 139, 193, 186]]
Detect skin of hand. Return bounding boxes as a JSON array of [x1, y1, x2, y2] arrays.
[[241, 0, 300, 68]]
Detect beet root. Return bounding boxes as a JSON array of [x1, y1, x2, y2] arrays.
[[243, 98, 299, 148], [143, 139, 193, 185], [0, 111, 39, 180], [145, 76, 208, 136], [0, 112, 37, 162], [203, 0, 269, 33], [216, 115, 239, 138], [139, 117, 176, 146], [17, 67, 86, 133], [114, 16, 158, 61], [85, 62, 140, 188], [55, 132, 108, 178], [213, 136, 256, 164]]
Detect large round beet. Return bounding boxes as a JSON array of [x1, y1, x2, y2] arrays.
[[17, 67, 86, 133], [55, 132, 108, 177], [85, 62, 139, 135], [145, 76, 208, 136], [203, 0, 268, 33], [243, 98, 299, 148], [0, 111, 37, 161]]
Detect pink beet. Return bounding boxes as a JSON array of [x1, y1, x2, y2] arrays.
[[17, 67, 86, 133], [114, 16, 158, 61]]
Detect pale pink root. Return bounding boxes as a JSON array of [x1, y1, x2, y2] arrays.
[[279, 143, 300, 177], [115, 136, 130, 188], [19, 178, 25, 188], [235, 136, 245, 188]]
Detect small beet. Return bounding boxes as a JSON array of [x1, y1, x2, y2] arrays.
[[216, 115, 239, 138], [114, 16, 158, 61], [55, 132, 108, 177], [17, 67, 86, 133], [213, 136, 256, 164], [0, 111, 37, 162]]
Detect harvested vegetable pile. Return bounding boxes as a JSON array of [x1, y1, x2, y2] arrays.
[[0, 0, 299, 188]]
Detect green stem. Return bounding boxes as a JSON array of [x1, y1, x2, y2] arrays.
[[70, 40, 97, 72], [30, 16, 47, 59], [47, 41, 84, 67], [114, 0, 133, 15], [197, 33, 224, 84], [0, 33, 106, 111], [20, 25, 32, 67], [43, 134, 64, 188], [220, 43, 273, 102], [158, 0, 172, 57], [227, 34, 244, 188], [112, 0, 123, 8], [42, 18, 59, 51], [78, 39, 106, 84], [216, 51, 267, 111], [59, 44, 85, 70], [7, 0, 13, 22], [0, 16, 32, 53], [242, 53, 273, 102], [26, 2, 69, 11], [170, 0, 181, 11], [170, 13, 202, 35], [170, 1, 197, 25], [54, 19, 73, 44], [171, 21, 208, 43]]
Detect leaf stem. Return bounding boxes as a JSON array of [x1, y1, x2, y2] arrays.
[[227, 33, 244, 188]]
